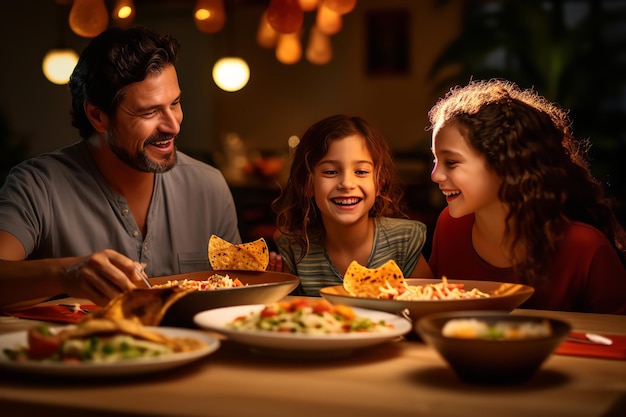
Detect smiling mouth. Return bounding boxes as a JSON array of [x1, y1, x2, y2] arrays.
[[148, 139, 173, 149], [332, 197, 362, 206], [442, 190, 461, 200]]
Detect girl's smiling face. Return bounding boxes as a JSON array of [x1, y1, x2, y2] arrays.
[[312, 134, 376, 227], [430, 121, 502, 218]]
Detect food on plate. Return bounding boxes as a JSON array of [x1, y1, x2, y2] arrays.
[[208, 235, 269, 271], [343, 260, 489, 301], [89, 286, 196, 326], [2, 318, 207, 363], [227, 298, 394, 334], [2, 284, 211, 363], [152, 274, 245, 291], [378, 276, 490, 301], [343, 260, 405, 298], [442, 318, 552, 340]]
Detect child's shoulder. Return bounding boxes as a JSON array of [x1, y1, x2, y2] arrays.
[[565, 221, 613, 247]]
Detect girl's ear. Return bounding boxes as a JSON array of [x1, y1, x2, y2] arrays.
[[84, 102, 109, 133]]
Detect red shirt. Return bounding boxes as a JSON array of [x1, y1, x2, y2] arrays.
[[429, 207, 626, 314]]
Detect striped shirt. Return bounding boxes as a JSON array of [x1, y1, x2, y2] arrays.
[[276, 217, 427, 296]]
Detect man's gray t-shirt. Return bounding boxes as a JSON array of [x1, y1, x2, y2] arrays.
[[0, 141, 241, 277]]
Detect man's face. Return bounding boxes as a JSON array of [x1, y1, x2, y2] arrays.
[[107, 64, 183, 173]]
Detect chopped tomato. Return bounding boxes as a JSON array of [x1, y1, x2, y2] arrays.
[[260, 306, 279, 318], [311, 299, 333, 314], [333, 304, 356, 320], [27, 325, 62, 360], [277, 301, 292, 311], [285, 298, 310, 312]]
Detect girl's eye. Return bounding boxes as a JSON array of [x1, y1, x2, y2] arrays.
[[444, 160, 458, 167], [355, 169, 370, 176], [322, 169, 338, 176]]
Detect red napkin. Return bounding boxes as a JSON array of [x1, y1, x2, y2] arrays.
[[0, 304, 100, 324], [555, 332, 626, 360]]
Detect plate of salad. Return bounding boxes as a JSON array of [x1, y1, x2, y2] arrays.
[[193, 298, 411, 358], [0, 324, 220, 377]]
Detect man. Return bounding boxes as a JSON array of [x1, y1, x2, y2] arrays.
[[0, 26, 241, 308]]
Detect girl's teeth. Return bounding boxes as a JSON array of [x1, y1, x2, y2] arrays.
[[333, 198, 360, 205]]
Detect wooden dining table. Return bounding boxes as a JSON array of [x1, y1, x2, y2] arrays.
[[0, 298, 624, 417]]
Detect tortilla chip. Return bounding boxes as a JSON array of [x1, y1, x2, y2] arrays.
[[87, 286, 195, 326], [208, 235, 269, 271], [343, 260, 406, 298], [62, 318, 206, 352]]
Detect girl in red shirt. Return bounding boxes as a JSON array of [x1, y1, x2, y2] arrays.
[[428, 79, 626, 314]]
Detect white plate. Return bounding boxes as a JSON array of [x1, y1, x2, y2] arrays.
[[0, 326, 220, 377], [193, 304, 411, 358]]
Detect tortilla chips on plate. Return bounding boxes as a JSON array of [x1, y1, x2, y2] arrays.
[[343, 260, 405, 298], [208, 235, 269, 271], [88, 287, 196, 326]]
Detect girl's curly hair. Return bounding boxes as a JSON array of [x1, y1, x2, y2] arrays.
[[428, 79, 626, 286]]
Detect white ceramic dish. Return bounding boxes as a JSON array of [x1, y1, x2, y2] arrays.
[[193, 304, 411, 358], [0, 327, 220, 377]]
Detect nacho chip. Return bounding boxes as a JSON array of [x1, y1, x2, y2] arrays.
[[87, 286, 195, 326], [63, 318, 206, 352], [343, 260, 406, 298], [208, 235, 269, 271]]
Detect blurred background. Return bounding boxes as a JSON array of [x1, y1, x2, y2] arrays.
[[1, 0, 625, 256]]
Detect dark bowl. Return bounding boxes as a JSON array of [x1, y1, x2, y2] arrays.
[[320, 278, 535, 325], [415, 311, 571, 384], [149, 270, 300, 327]]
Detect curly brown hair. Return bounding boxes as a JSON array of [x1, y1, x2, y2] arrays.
[[272, 114, 408, 262], [428, 79, 626, 285]]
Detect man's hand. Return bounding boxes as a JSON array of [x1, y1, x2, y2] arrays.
[[61, 249, 143, 306]]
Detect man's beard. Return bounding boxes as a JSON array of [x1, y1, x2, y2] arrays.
[[107, 132, 178, 173]]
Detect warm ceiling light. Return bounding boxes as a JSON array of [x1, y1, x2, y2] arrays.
[[212, 57, 250, 92], [298, 0, 319, 11], [42, 48, 79, 85], [323, 0, 357, 15], [256, 11, 279, 49], [316, 4, 342, 35], [69, 0, 109, 38], [194, 0, 226, 34], [266, 0, 304, 34], [276, 32, 302, 65], [113, 0, 136, 28], [306, 25, 332, 65]]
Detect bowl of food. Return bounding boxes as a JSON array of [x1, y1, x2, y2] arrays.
[[144, 235, 300, 327], [151, 270, 300, 327], [320, 277, 534, 324], [319, 261, 535, 325], [415, 311, 571, 384]]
